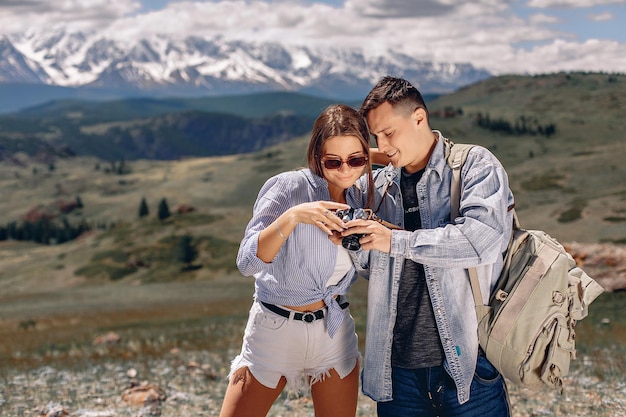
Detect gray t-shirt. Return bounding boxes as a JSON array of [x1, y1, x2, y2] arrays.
[[392, 168, 444, 368]]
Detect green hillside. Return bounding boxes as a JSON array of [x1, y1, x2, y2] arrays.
[[0, 90, 439, 161], [427, 72, 626, 244], [0, 109, 314, 160], [0, 72, 624, 269]]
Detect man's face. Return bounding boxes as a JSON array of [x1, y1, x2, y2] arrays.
[[366, 101, 432, 173]]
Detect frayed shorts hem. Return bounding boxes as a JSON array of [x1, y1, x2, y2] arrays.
[[229, 353, 361, 393]]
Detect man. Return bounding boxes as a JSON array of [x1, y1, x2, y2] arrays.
[[346, 76, 514, 416]]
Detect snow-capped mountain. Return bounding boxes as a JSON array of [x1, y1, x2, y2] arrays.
[[0, 30, 491, 99], [0, 36, 49, 83]]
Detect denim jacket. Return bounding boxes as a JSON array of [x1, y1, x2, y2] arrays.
[[353, 132, 514, 404]]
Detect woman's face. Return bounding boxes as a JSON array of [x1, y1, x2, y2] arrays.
[[320, 135, 367, 192]]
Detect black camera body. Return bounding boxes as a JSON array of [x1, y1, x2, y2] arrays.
[[335, 208, 372, 250]]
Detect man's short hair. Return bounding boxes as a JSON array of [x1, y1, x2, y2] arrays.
[[360, 76, 429, 119]]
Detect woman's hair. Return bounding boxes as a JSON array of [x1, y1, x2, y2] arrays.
[[306, 104, 375, 208], [359, 76, 429, 120]]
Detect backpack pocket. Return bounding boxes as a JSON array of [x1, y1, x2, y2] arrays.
[[539, 315, 575, 392], [520, 313, 574, 393]]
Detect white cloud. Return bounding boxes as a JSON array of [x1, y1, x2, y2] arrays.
[[588, 12, 614, 21], [0, 0, 140, 32], [0, 0, 623, 75], [502, 38, 626, 74], [526, 0, 624, 8], [529, 13, 560, 24], [345, 0, 455, 18], [103, 1, 352, 43]]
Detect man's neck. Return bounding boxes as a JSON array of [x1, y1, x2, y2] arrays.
[[403, 131, 437, 173]]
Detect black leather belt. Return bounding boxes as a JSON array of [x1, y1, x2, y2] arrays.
[[261, 300, 349, 323]]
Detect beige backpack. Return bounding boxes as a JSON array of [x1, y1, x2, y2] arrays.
[[446, 139, 605, 392]]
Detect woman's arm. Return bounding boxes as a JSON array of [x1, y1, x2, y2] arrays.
[[256, 202, 350, 263]]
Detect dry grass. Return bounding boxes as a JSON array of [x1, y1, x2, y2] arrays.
[[0, 279, 624, 417]]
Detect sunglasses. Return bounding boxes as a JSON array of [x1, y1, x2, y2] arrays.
[[321, 154, 368, 170]]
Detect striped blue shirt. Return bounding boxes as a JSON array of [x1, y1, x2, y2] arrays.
[[237, 169, 367, 337]]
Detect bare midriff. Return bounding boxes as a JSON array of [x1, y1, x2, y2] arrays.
[[283, 295, 337, 312]]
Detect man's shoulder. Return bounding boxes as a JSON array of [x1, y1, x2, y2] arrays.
[[444, 138, 505, 171], [463, 145, 506, 171]]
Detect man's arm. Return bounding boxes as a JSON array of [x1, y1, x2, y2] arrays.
[[369, 147, 390, 166]]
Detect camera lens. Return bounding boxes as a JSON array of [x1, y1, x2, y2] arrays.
[[342, 234, 362, 251]]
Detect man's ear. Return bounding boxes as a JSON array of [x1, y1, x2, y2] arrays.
[[412, 107, 426, 125]]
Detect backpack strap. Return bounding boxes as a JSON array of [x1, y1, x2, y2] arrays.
[[445, 139, 475, 221], [446, 139, 487, 319]]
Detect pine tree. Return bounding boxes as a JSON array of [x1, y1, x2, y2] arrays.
[[138, 197, 149, 218], [157, 198, 171, 221], [176, 234, 198, 270], [7, 221, 17, 240]]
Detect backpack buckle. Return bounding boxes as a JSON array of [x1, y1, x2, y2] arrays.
[[495, 290, 508, 301]]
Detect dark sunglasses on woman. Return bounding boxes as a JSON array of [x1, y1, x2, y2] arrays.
[[321, 155, 368, 170]]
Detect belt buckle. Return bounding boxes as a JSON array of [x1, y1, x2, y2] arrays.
[[302, 312, 316, 323]]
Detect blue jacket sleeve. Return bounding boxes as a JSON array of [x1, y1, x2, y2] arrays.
[[390, 150, 513, 268]]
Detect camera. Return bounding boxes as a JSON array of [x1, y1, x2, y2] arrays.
[[334, 208, 373, 250]]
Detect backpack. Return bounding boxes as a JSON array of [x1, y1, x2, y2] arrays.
[[446, 139, 605, 393]]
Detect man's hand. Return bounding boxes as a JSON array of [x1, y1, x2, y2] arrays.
[[328, 230, 343, 246], [342, 219, 393, 253]]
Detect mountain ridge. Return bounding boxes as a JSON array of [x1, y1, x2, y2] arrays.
[[0, 30, 490, 112]]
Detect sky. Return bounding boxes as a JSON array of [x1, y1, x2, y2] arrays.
[[0, 0, 624, 75]]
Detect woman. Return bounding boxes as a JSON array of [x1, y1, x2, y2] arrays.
[[219, 104, 375, 417]]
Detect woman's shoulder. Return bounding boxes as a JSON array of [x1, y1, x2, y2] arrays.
[[267, 169, 309, 184], [258, 169, 310, 193]]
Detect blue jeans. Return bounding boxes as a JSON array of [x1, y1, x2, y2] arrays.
[[377, 355, 510, 417]]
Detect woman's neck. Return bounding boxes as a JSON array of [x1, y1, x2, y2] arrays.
[[329, 187, 347, 204]]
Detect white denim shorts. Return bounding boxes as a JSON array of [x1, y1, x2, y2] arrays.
[[228, 299, 360, 392]]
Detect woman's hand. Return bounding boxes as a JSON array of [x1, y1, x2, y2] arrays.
[[286, 201, 350, 235]]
